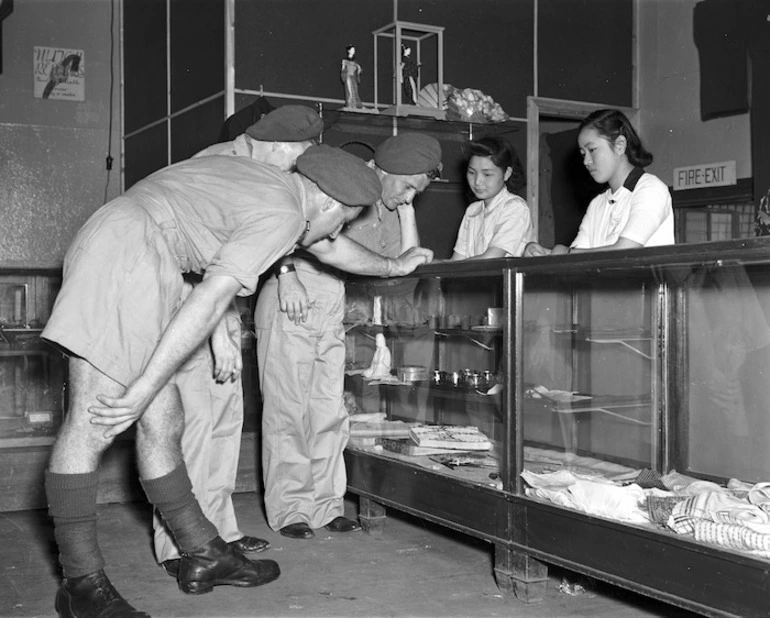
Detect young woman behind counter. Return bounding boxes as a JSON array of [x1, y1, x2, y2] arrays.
[[524, 108, 674, 256], [450, 136, 534, 260]]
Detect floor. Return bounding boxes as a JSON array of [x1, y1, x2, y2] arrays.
[[1, 493, 697, 618]]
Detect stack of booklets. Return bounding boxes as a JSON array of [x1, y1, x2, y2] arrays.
[[407, 425, 492, 451]]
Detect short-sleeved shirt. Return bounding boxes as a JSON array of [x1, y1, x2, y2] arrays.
[[571, 168, 674, 249], [344, 200, 402, 258], [195, 134, 254, 158], [453, 188, 534, 258], [42, 155, 307, 385]]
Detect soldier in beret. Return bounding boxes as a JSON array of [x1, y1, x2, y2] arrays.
[[198, 104, 324, 172], [151, 104, 327, 581], [256, 132, 443, 540], [40, 146, 391, 617]]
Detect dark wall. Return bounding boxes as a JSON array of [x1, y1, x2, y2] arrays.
[[124, 0, 225, 188], [538, 0, 633, 107], [235, 0, 533, 117], [233, 0, 632, 116]]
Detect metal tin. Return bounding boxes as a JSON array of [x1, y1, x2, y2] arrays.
[[483, 370, 496, 389], [468, 371, 483, 389], [398, 365, 428, 382]]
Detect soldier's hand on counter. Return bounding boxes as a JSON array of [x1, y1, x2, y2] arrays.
[[389, 246, 434, 276]]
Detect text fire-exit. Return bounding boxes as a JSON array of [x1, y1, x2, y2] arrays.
[[673, 161, 736, 191]]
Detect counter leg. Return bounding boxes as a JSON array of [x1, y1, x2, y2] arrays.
[[493, 545, 548, 603], [359, 497, 387, 536]]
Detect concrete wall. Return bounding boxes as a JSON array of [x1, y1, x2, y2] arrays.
[[637, 0, 751, 186], [0, 0, 122, 267]]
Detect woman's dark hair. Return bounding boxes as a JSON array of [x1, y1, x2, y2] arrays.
[[466, 136, 526, 193], [578, 109, 653, 167]]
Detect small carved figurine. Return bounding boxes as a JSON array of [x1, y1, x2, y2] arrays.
[[400, 45, 419, 105], [341, 45, 363, 109]]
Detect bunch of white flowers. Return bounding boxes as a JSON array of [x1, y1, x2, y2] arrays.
[[446, 87, 509, 123]]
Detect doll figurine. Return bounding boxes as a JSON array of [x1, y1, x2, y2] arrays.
[[400, 45, 419, 105], [341, 45, 363, 109]]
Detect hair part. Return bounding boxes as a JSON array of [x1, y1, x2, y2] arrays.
[[466, 136, 526, 193], [579, 109, 653, 168]]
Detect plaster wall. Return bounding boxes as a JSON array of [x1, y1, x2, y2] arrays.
[[637, 0, 751, 185], [0, 0, 122, 267]]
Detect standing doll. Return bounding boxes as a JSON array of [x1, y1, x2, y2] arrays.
[[400, 45, 419, 105], [524, 108, 674, 256], [451, 136, 533, 259], [341, 45, 363, 109]]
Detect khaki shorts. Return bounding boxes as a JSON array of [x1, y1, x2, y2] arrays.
[[42, 197, 184, 386]]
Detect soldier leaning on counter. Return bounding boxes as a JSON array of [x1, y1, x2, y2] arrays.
[[256, 132, 443, 540], [41, 144, 386, 618]]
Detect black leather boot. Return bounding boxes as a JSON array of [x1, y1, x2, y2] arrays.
[[177, 536, 280, 595], [55, 570, 150, 618]]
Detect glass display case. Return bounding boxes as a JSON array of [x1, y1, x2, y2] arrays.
[[343, 239, 770, 618], [0, 268, 66, 448]]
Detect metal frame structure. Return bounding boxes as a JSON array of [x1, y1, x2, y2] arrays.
[[373, 20, 445, 119]]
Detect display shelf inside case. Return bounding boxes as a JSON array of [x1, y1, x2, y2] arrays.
[[0, 270, 66, 448], [344, 268, 505, 451]]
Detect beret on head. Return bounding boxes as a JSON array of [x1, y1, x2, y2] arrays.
[[296, 145, 382, 207], [374, 132, 442, 175], [245, 104, 324, 142]]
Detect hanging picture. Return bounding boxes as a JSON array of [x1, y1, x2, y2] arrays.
[[33, 46, 84, 100]]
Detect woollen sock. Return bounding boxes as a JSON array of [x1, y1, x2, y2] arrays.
[[45, 470, 105, 578], [141, 463, 218, 553]]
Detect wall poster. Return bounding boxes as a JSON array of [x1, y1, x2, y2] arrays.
[[33, 46, 84, 101]]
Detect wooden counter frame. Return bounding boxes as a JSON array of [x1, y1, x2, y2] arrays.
[[526, 97, 639, 242], [343, 242, 770, 618]]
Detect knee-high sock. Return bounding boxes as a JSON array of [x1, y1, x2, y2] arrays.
[[45, 470, 104, 579], [141, 463, 218, 554]]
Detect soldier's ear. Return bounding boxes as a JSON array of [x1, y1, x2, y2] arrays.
[[320, 195, 338, 212]]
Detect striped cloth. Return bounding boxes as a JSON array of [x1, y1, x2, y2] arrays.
[[668, 491, 770, 535], [693, 520, 770, 555]]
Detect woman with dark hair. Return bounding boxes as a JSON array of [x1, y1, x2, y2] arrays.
[[451, 136, 533, 260], [524, 108, 674, 256]]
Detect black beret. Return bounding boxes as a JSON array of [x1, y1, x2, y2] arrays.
[[245, 105, 323, 142], [374, 133, 442, 175], [296, 145, 382, 207]]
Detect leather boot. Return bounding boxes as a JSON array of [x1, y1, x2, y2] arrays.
[[178, 536, 280, 595], [55, 570, 150, 618], [324, 516, 362, 533], [227, 535, 270, 553]]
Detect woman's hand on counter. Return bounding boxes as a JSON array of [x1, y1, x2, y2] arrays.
[[523, 241, 551, 257]]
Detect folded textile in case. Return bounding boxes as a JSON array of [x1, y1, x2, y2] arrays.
[[409, 425, 492, 451], [350, 420, 420, 439]]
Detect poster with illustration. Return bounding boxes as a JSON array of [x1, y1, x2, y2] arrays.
[[33, 46, 84, 100]]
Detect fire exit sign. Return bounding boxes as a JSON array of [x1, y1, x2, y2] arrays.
[[673, 161, 736, 191]]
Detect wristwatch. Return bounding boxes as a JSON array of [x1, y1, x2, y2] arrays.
[[277, 263, 296, 277]]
